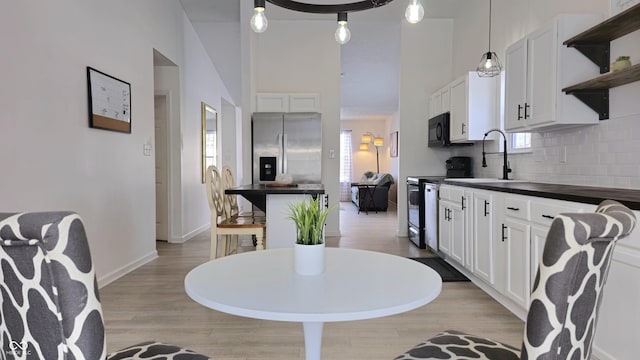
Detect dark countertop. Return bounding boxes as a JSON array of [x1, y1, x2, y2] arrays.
[[226, 184, 324, 195], [442, 180, 640, 210], [225, 184, 325, 212]]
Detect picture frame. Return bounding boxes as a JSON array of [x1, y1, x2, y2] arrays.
[[390, 131, 398, 157], [87, 67, 132, 133]]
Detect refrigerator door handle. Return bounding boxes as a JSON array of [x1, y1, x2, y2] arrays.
[[276, 133, 283, 174], [283, 133, 288, 174]]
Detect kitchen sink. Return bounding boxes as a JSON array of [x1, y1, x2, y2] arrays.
[[444, 178, 528, 183]]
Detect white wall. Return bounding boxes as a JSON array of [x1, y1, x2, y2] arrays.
[[396, 19, 456, 236], [0, 0, 232, 284], [251, 20, 342, 236], [180, 16, 235, 241]]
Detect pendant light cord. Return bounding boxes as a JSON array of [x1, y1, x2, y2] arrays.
[[488, 0, 492, 51]]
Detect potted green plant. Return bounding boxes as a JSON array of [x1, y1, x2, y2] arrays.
[[614, 55, 631, 72], [288, 196, 336, 275]]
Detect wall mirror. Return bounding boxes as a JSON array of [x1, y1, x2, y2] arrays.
[[202, 102, 218, 183]]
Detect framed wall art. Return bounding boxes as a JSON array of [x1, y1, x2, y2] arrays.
[[390, 131, 398, 157], [87, 67, 132, 133]]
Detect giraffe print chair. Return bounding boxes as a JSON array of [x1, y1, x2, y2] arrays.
[[0, 212, 211, 360], [395, 200, 636, 360]]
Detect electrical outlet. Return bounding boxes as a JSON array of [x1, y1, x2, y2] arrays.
[[329, 149, 335, 159]]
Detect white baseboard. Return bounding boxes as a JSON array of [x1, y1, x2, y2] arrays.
[[97, 250, 158, 288], [170, 223, 209, 243], [591, 347, 611, 360]]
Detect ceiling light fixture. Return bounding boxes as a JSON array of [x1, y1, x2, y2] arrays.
[[405, 0, 424, 24], [476, 0, 502, 77], [335, 12, 351, 44], [251, 0, 269, 33], [251, 0, 418, 45]]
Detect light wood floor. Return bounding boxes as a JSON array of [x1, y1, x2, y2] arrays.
[[101, 202, 524, 359]]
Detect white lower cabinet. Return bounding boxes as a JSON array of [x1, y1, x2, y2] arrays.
[[438, 186, 467, 266], [502, 217, 531, 309], [471, 191, 495, 285], [441, 186, 640, 360], [528, 198, 596, 287], [438, 201, 452, 256]]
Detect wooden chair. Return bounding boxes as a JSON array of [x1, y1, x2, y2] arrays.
[[205, 165, 266, 259], [221, 164, 265, 218], [220, 164, 267, 253]]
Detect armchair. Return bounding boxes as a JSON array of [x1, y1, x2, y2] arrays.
[[0, 212, 211, 359]]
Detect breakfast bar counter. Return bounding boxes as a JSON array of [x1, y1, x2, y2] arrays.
[[226, 184, 325, 212], [226, 184, 325, 248]]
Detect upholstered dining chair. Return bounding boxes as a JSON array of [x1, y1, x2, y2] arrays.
[[394, 200, 636, 360], [205, 165, 266, 259], [0, 211, 211, 360]]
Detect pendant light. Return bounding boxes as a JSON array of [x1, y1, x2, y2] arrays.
[[335, 12, 351, 45], [476, 0, 502, 77], [250, 0, 268, 33], [247, 1, 424, 43], [405, 0, 424, 24]]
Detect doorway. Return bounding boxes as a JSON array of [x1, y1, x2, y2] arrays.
[[154, 94, 169, 241], [153, 49, 179, 242]]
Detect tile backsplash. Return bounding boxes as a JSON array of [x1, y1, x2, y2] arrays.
[[458, 113, 640, 189]]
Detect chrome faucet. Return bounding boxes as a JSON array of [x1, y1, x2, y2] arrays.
[[482, 129, 512, 180]]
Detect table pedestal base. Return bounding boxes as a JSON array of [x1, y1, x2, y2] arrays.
[[303, 322, 324, 360]]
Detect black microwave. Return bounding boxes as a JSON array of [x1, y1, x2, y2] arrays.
[[428, 112, 450, 147]]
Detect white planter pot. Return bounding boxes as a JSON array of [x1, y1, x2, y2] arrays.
[[613, 59, 631, 72], [293, 242, 325, 276]]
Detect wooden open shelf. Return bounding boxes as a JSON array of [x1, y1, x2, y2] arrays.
[[564, 4, 640, 45], [563, 63, 640, 92], [562, 3, 640, 120]]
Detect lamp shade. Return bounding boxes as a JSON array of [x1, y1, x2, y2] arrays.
[[373, 137, 384, 147], [361, 133, 372, 143], [359, 143, 370, 151], [477, 51, 502, 77]]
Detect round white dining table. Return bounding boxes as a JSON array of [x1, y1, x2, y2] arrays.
[[184, 248, 442, 360]]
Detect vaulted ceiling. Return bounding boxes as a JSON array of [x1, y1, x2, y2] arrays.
[[179, 0, 461, 121]]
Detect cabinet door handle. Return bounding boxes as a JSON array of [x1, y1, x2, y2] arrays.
[[524, 103, 530, 119], [448, 208, 452, 221], [507, 206, 520, 211], [501, 224, 507, 242], [484, 200, 489, 216], [517, 104, 523, 120], [541, 214, 554, 219], [461, 123, 466, 134], [461, 196, 466, 210]]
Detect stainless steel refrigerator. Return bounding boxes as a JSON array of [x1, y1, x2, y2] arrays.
[[252, 112, 322, 184]]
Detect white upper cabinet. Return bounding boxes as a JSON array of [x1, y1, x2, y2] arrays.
[[429, 91, 442, 118], [429, 86, 450, 118], [504, 14, 602, 132], [449, 72, 498, 142], [256, 93, 320, 112]]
